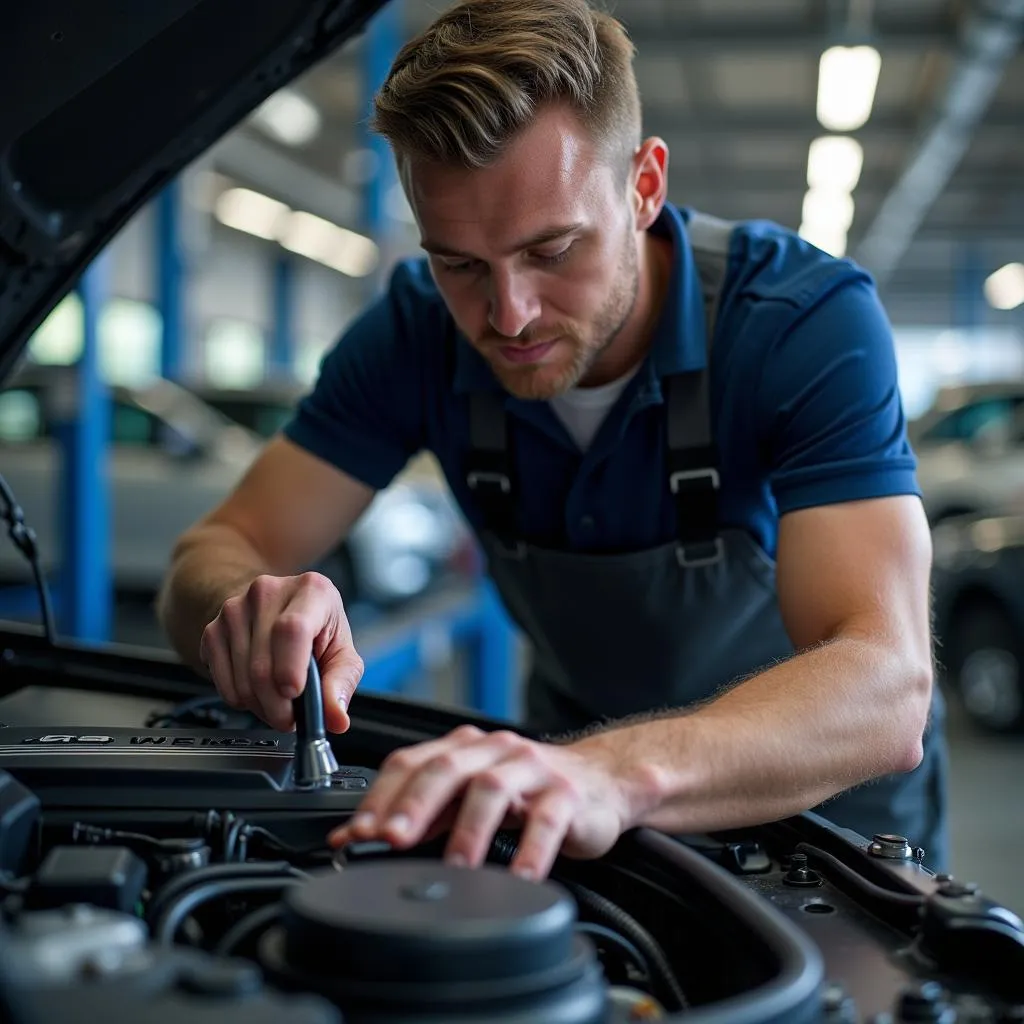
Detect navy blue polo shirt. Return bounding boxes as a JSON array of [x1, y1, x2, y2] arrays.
[[284, 204, 919, 559]]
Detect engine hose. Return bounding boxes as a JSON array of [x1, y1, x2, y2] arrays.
[[199, 810, 247, 863], [223, 814, 247, 864], [154, 878, 300, 946], [574, 922, 649, 977], [146, 861, 302, 928], [563, 879, 690, 1012], [486, 833, 689, 1011], [213, 902, 285, 956]]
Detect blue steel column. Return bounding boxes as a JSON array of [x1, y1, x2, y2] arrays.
[[157, 181, 186, 380], [954, 242, 986, 332], [269, 255, 295, 378], [58, 256, 112, 642], [362, 1, 403, 295]]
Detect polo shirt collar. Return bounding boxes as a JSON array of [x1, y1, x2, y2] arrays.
[[452, 203, 709, 396]]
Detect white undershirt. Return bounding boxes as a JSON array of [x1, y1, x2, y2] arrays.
[[549, 364, 641, 452]]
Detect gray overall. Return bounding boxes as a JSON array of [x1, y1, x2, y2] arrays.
[[463, 212, 950, 871]]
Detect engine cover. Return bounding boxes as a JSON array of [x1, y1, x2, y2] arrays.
[[0, 727, 373, 814]]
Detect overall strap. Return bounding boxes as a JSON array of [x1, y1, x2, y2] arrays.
[[465, 390, 522, 555], [665, 211, 736, 567]]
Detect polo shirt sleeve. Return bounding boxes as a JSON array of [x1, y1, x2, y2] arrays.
[[756, 276, 919, 514], [282, 262, 432, 491]]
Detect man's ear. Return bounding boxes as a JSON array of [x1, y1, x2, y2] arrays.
[[631, 137, 669, 230]]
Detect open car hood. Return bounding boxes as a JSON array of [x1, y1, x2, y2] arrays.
[[0, 0, 391, 383]]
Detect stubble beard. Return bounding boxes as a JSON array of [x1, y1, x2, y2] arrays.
[[492, 241, 641, 402]]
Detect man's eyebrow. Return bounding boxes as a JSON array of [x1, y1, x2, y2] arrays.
[[420, 222, 584, 259]]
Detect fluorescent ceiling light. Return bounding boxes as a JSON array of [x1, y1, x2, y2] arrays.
[[817, 45, 881, 132], [214, 187, 290, 240], [280, 211, 338, 262], [984, 263, 1024, 311], [799, 222, 848, 258], [251, 88, 322, 147], [212, 184, 379, 278], [802, 187, 855, 232], [807, 136, 864, 192], [281, 211, 380, 278]]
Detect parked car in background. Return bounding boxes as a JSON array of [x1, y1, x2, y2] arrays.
[[932, 507, 1024, 735], [0, 364, 474, 608], [909, 382, 1024, 524], [0, 363, 263, 592], [185, 379, 306, 441], [183, 378, 479, 606]]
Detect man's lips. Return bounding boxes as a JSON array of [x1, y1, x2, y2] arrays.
[[496, 339, 558, 365]]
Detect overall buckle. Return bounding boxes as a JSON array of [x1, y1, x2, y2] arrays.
[[670, 467, 723, 566], [670, 467, 720, 494], [676, 537, 725, 568], [466, 470, 523, 559], [467, 470, 512, 494]]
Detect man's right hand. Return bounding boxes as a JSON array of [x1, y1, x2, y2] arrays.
[[199, 571, 364, 734]]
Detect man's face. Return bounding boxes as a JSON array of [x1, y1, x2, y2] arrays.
[[403, 106, 643, 400]]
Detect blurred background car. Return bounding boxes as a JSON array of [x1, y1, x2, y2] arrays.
[[0, 364, 473, 608], [185, 378, 479, 607], [185, 380, 307, 440], [932, 508, 1024, 735], [909, 383, 1024, 524]]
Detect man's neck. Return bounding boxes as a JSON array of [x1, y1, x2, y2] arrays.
[[580, 231, 672, 388]]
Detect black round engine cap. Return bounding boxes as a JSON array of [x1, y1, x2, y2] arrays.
[[283, 860, 577, 986]]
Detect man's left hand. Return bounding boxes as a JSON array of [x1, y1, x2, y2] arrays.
[[327, 724, 639, 880]]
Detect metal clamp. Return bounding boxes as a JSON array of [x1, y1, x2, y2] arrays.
[[670, 467, 720, 493], [467, 470, 512, 494]]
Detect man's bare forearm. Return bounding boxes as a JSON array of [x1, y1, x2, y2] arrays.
[[157, 524, 272, 674], [577, 636, 934, 835]]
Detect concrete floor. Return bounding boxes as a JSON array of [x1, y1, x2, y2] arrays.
[[15, 594, 1024, 915], [944, 696, 1024, 912]]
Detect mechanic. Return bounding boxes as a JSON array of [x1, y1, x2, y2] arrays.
[[158, 0, 948, 879]]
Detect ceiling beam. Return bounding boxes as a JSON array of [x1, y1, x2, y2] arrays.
[[621, 16, 956, 57], [387, 5, 958, 55], [854, 0, 1024, 284], [206, 129, 360, 228], [648, 107, 1022, 137]]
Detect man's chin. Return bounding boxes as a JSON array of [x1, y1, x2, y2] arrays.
[[494, 365, 574, 401]]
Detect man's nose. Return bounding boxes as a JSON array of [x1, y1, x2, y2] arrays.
[[488, 269, 541, 339]]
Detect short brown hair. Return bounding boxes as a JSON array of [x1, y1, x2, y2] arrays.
[[370, 0, 641, 178]]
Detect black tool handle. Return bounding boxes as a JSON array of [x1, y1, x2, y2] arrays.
[[293, 656, 327, 742]]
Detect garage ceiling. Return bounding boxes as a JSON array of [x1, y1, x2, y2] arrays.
[[212, 0, 1024, 328]]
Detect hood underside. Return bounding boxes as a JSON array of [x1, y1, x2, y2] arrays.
[[0, 0, 391, 382]]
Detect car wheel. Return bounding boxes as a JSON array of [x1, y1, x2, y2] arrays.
[[945, 601, 1024, 734]]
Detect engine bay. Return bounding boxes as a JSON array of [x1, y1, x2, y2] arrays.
[[0, 627, 1022, 1023]]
